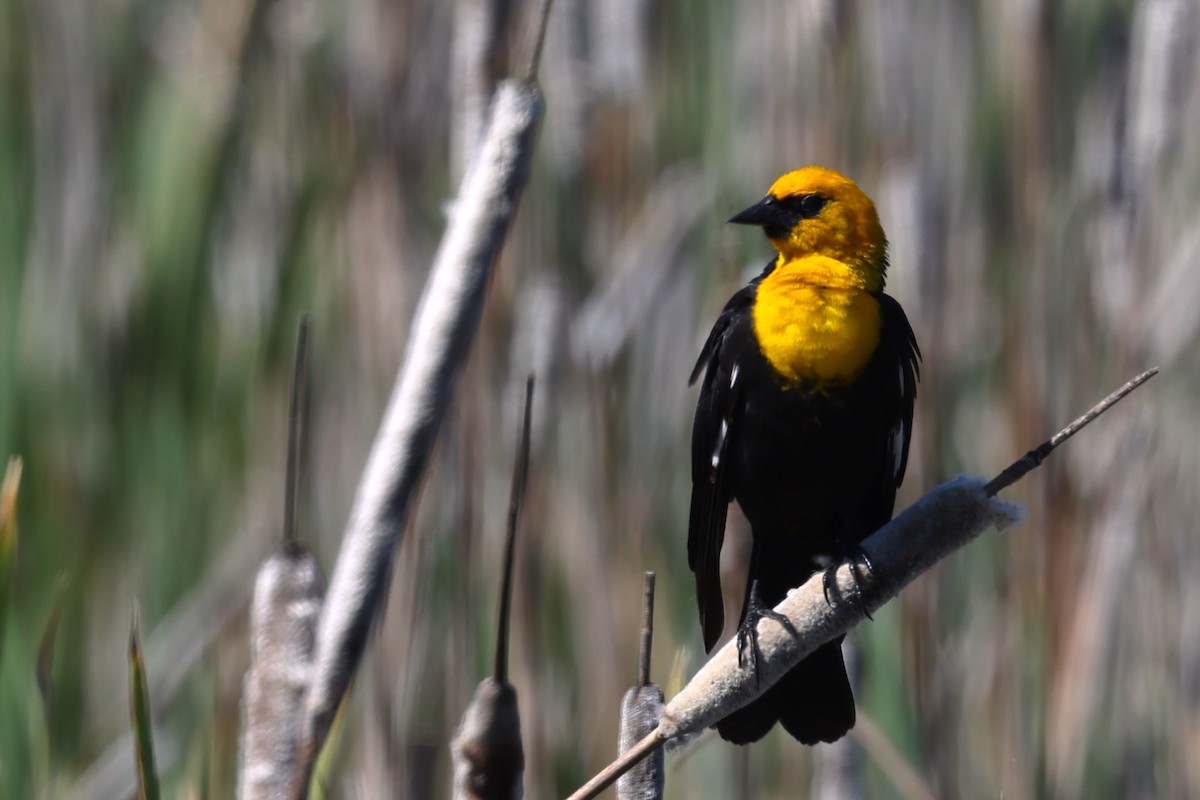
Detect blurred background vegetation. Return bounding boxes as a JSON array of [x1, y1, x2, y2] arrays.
[[2, 0, 1199, 797]]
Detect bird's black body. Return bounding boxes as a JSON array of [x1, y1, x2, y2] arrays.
[[688, 261, 920, 745]]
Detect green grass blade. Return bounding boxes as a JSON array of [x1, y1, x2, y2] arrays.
[[0, 457, 21, 669], [128, 606, 161, 800], [36, 575, 69, 739]]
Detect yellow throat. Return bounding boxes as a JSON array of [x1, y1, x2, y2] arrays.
[[735, 166, 888, 387], [752, 255, 882, 386]]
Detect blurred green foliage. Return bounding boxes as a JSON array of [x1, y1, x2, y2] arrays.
[[2, 0, 1200, 797]]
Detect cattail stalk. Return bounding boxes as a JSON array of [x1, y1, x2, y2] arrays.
[[451, 375, 534, 800], [239, 318, 325, 800], [616, 572, 664, 800]]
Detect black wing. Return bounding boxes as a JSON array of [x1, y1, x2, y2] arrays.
[[687, 283, 756, 652], [873, 292, 921, 527]]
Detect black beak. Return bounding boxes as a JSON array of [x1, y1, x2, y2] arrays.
[[728, 195, 792, 238]]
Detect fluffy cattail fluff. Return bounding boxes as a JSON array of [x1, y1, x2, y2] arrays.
[[240, 544, 323, 799]]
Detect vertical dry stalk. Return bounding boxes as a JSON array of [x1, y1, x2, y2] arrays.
[[239, 319, 324, 800], [451, 376, 534, 800], [292, 79, 543, 795], [616, 572, 663, 800]]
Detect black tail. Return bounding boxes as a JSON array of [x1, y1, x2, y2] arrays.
[[716, 641, 855, 745]]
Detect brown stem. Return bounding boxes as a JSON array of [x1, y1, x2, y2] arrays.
[[284, 317, 311, 547], [985, 367, 1158, 496], [565, 730, 663, 800], [496, 374, 534, 683]]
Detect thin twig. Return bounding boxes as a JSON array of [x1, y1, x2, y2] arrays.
[[985, 367, 1158, 496], [496, 374, 535, 684], [638, 572, 655, 688], [618, 571, 664, 800], [523, 0, 556, 81], [450, 375, 534, 799], [566, 731, 662, 800], [239, 316, 325, 800], [284, 316, 311, 546]]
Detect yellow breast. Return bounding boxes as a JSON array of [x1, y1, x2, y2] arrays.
[[751, 255, 883, 386]]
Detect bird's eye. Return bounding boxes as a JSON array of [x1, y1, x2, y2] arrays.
[[798, 194, 827, 218]]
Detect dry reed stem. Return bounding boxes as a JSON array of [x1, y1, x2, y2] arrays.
[[616, 572, 663, 800], [239, 318, 325, 800], [984, 368, 1158, 495], [290, 79, 543, 797], [450, 375, 534, 800]]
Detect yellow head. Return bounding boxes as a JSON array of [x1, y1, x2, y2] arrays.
[[729, 166, 888, 291]]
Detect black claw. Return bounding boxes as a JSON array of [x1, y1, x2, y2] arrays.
[[849, 546, 878, 623], [735, 580, 800, 683], [735, 618, 756, 676], [822, 543, 876, 621], [822, 566, 838, 605]]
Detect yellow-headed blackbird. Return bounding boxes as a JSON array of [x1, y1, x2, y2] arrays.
[[688, 166, 920, 745]]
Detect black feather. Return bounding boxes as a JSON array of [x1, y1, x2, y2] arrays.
[[686, 266, 920, 744]]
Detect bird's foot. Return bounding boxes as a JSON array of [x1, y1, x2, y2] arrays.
[[735, 580, 799, 683], [821, 542, 876, 621]]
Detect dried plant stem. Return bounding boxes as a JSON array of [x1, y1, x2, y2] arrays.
[[984, 367, 1158, 496], [638, 572, 655, 687], [572, 731, 663, 800], [239, 318, 324, 800], [565, 368, 1156, 800], [523, 0, 556, 81], [284, 316, 311, 547], [450, 375, 534, 800], [496, 374, 534, 683], [617, 572, 664, 800], [290, 79, 543, 798]]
